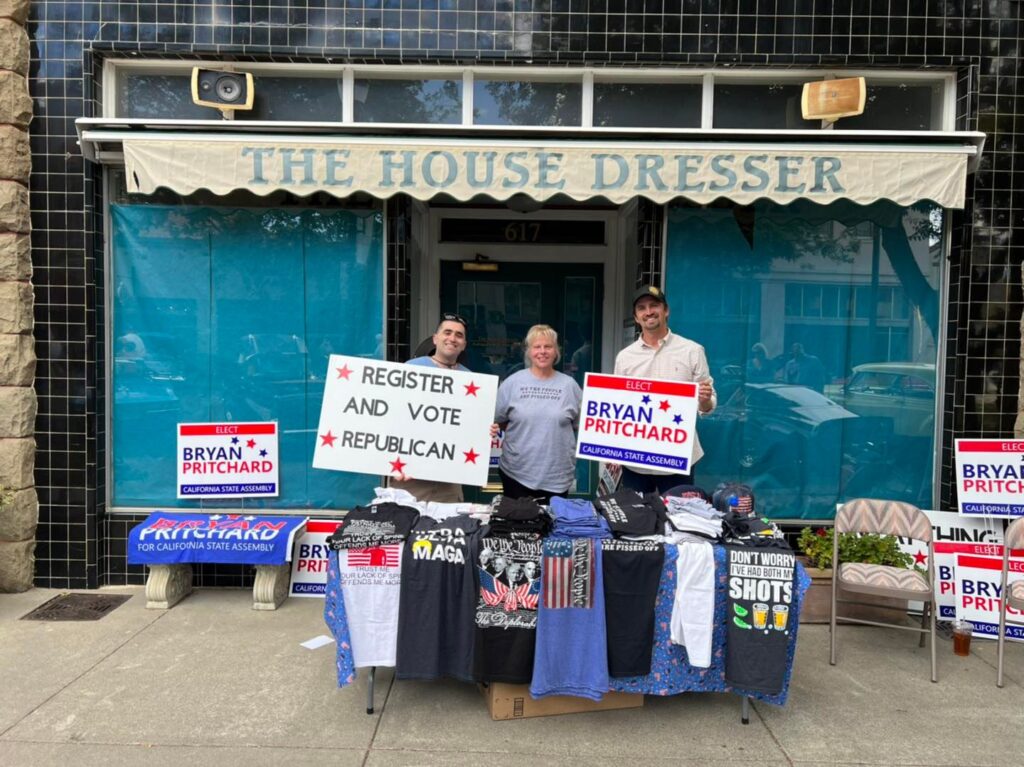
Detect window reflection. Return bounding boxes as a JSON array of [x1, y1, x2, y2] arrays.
[[665, 200, 941, 519], [593, 82, 701, 128], [354, 78, 462, 124], [473, 80, 582, 126], [111, 205, 384, 510]]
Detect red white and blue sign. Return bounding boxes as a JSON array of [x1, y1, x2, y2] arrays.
[[289, 520, 338, 598], [897, 510, 1004, 620], [177, 422, 280, 499], [954, 552, 1024, 642], [575, 373, 699, 473], [127, 513, 307, 566], [954, 439, 1024, 517]]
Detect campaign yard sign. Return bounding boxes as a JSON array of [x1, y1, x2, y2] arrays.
[[289, 520, 339, 598], [576, 373, 700, 473], [954, 552, 1024, 642], [312, 355, 498, 486], [955, 439, 1024, 517], [127, 513, 307, 566], [897, 510, 1004, 620], [177, 422, 279, 499]]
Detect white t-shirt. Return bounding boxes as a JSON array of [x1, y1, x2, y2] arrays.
[[338, 543, 403, 667]]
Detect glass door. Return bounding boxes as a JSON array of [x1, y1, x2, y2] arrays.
[[439, 260, 604, 499]]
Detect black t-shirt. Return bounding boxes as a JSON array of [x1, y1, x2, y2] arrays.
[[724, 543, 797, 695], [602, 539, 665, 677], [328, 503, 420, 549], [473, 534, 543, 684], [595, 489, 664, 537], [396, 515, 484, 682]]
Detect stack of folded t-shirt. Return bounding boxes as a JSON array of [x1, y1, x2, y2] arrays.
[[594, 489, 665, 539], [487, 496, 552, 538], [663, 496, 723, 541], [548, 497, 611, 540]]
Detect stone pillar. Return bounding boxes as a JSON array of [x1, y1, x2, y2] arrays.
[[0, 0, 35, 593]]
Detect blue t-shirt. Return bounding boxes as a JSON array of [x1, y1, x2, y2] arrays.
[[407, 356, 469, 372]]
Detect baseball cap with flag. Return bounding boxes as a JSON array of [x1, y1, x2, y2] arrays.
[[712, 482, 756, 517]]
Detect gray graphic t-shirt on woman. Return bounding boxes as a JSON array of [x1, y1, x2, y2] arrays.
[[495, 369, 582, 493]]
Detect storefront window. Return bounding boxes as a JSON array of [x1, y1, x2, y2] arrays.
[[713, 83, 806, 129], [118, 74, 220, 119], [353, 78, 462, 123], [237, 76, 344, 121], [838, 83, 943, 131], [593, 82, 702, 128], [665, 200, 942, 520], [473, 79, 582, 126], [110, 204, 384, 510]]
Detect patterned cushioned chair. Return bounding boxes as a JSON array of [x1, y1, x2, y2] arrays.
[[829, 498, 937, 682], [996, 517, 1024, 687]]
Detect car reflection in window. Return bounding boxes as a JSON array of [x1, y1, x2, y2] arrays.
[[698, 383, 894, 519]]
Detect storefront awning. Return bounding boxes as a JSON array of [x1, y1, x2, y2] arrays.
[[78, 121, 984, 209]]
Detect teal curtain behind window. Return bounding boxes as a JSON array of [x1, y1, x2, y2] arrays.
[[111, 204, 384, 509], [665, 200, 941, 520]]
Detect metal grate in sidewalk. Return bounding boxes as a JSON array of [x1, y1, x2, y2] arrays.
[[20, 593, 132, 621]]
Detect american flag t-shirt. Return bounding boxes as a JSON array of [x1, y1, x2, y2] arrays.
[[543, 539, 595, 610]]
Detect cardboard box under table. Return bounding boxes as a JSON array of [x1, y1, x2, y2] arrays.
[[481, 683, 643, 720]]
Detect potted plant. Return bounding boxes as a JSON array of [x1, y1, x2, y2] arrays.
[[796, 526, 916, 624]]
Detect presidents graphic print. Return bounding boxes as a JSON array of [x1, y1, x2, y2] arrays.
[[476, 538, 543, 629]]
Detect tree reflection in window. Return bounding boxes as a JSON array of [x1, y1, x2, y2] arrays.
[[474, 80, 582, 126], [354, 79, 462, 124]]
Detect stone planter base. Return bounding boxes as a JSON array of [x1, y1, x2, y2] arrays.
[[800, 563, 911, 625]]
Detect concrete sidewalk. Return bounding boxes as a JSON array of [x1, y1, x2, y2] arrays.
[[1, 587, 1021, 767]]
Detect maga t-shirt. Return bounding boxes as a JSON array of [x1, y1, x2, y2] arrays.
[[396, 516, 484, 682]]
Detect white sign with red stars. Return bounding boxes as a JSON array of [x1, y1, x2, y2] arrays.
[[896, 510, 1003, 620], [312, 355, 498, 487], [576, 373, 699, 474], [177, 422, 280, 498]]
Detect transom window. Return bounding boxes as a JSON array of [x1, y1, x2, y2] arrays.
[[108, 64, 954, 131]]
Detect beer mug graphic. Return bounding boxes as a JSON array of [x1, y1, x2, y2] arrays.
[[752, 603, 769, 630], [772, 604, 789, 631]]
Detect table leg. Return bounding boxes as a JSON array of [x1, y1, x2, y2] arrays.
[[367, 666, 376, 715], [741, 695, 750, 725]]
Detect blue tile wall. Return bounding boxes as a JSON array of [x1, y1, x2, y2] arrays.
[[27, 0, 1023, 586]]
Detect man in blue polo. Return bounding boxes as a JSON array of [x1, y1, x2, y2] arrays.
[[391, 313, 470, 502]]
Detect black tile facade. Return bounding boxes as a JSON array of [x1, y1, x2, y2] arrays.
[[26, 1, 1024, 586]]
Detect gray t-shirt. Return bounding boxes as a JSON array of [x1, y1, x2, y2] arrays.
[[495, 369, 582, 493]]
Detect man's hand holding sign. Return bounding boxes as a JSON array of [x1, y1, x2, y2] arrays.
[[312, 354, 498, 487]]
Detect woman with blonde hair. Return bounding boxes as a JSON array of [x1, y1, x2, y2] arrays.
[[492, 324, 582, 503]]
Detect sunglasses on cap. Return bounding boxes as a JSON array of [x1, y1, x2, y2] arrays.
[[441, 312, 468, 328]]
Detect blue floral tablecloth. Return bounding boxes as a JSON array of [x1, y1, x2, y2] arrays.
[[324, 544, 809, 705]]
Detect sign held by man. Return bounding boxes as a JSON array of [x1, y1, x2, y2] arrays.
[[312, 355, 497, 487]]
